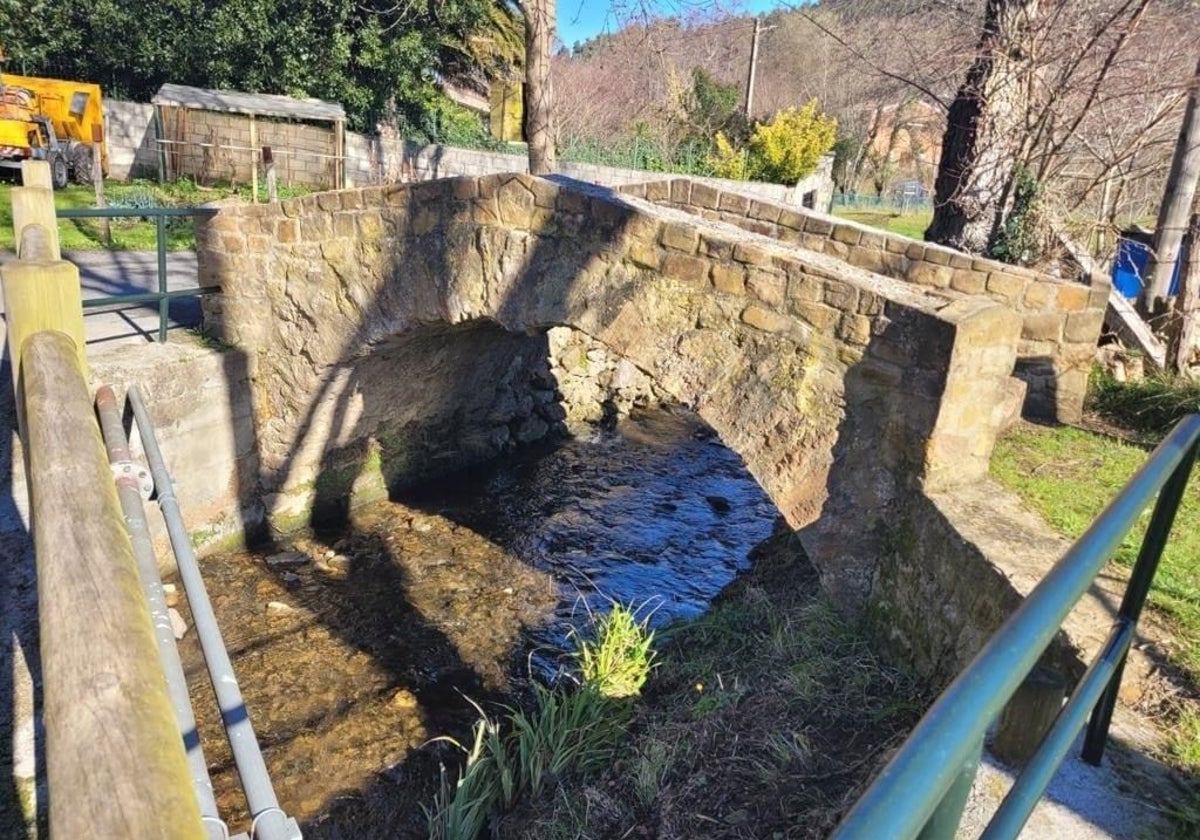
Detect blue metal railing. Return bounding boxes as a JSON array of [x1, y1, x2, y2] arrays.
[[57, 205, 218, 342], [832, 414, 1200, 840]]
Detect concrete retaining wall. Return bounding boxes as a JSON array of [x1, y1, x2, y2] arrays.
[[628, 178, 1110, 423]]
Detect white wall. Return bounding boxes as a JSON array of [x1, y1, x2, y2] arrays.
[[104, 100, 157, 179]]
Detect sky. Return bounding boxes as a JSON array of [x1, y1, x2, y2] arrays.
[[556, 1, 796, 51]]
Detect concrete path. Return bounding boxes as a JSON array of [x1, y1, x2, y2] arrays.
[[0, 249, 204, 347]]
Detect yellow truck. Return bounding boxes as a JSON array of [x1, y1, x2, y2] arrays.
[[0, 72, 108, 189]]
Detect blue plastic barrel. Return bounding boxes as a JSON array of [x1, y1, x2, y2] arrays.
[[1112, 236, 1183, 299]]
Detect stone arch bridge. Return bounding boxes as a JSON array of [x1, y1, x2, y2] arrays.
[[197, 172, 1107, 677]]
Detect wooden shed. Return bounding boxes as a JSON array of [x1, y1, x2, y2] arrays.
[[151, 83, 347, 191]]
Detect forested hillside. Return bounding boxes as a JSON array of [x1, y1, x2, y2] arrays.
[[557, 0, 1200, 237]]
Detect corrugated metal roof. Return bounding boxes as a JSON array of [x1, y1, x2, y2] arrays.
[[151, 83, 345, 122]]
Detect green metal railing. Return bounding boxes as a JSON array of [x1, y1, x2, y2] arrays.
[[832, 414, 1200, 840], [57, 206, 218, 342]]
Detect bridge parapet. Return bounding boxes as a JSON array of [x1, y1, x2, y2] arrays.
[[627, 178, 1109, 424], [198, 173, 1025, 671]]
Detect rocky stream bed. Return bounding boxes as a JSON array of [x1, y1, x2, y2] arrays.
[[171, 407, 780, 837]]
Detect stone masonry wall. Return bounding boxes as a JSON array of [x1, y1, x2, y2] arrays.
[[547, 327, 670, 428], [197, 174, 1029, 680], [626, 178, 1111, 423]]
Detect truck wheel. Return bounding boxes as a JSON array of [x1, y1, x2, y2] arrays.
[[71, 144, 93, 185], [49, 154, 69, 190]]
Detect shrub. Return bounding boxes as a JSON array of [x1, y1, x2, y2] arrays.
[[709, 131, 750, 180], [707, 100, 837, 186], [747, 101, 838, 185]]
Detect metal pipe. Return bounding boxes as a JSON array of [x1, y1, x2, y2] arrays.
[[1084, 436, 1199, 763], [95, 385, 227, 840], [916, 738, 981, 840], [128, 384, 300, 840], [157, 214, 169, 342], [82, 285, 221, 309], [57, 206, 218, 218], [980, 621, 1136, 840]]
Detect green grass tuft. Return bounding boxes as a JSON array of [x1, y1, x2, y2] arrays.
[[570, 603, 657, 698], [424, 712, 503, 840], [506, 684, 629, 801], [1087, 370, 1200, 437]]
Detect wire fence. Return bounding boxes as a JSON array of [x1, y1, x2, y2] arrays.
[[832, 192, 933, 214], [556, 135, 716, 177]]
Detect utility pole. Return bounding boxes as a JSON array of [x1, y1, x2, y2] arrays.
[[1143, 53, 1200, 315], [745, 17, 762, 118], [744, 17, 778, 119], [523, 0, 557, 175]]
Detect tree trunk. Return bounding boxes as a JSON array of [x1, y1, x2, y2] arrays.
[[524, 0, 556, 176], [1142, 55, 1200, 315], [1169, 213, 1200, 373], [925, 0, 1039, 254]]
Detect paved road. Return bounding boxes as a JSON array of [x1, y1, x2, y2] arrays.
[[0, 249, 204, 346]]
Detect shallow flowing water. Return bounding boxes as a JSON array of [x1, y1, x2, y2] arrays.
[[173, 406, 779, 837]]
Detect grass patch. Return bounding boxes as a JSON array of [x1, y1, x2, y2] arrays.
[[422, 606, 644, 839], [0, 177, 310, 252], [991, 423, 1200, 675], [991, 415, 1200, 806], [831, 207, 932, 240]]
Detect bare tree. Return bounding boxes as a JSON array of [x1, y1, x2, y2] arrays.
[[1143, 54, 1200, 313]]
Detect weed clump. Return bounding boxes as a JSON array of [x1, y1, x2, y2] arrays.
[[570, 603, 657, 698]]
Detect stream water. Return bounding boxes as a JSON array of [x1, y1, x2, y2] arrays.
[[173, 406, 780, 837]]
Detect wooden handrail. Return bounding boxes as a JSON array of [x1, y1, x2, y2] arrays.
[[4, 160, 205, 838]]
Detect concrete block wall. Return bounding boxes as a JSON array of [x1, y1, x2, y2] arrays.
[[342, 134, 835, 210], [156, 106, 337, 188], [627, 178, 1110, 423], [104, 100, 157, 179]]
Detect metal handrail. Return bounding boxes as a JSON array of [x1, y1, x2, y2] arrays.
[[128, 383, 301, 840], [56, 205, 218, 342], [831, 414, 1200, 840]]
